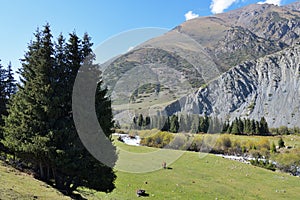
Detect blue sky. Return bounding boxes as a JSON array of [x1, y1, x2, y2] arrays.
[[0, 0, 298, 73]]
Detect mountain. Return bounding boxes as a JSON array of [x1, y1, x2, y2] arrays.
[[165, 44, 300, 127], [102, 2, 300, 128]]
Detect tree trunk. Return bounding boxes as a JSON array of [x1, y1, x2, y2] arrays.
[[39, 162, 44, 180], [52, 167, 56, 184], [54, 170, 64, 190], [46, 165, 50, 181]]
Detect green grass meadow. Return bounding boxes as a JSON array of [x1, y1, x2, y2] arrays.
[[90, 139, 300, 200], [1, 135, 300, 200]]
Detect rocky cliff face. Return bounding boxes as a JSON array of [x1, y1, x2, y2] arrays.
[[165, 44, 300, 127]]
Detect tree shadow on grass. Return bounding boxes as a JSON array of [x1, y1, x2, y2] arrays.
[[69, 193, 87, 200]]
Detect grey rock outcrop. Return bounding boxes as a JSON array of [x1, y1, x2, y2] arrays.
[[165, 45, 300, 127]]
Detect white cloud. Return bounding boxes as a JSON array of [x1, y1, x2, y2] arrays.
[[210, 0, 239, 14], [185, 11, 199, 21], [257, 0, 282, 6]]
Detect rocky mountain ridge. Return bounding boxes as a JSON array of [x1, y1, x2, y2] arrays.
[[102, 2, 300, 128], [165, 43, 300, 127]]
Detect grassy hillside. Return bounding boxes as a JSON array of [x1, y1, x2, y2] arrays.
[[0, 161, 70, 200], [86, 140, 300, 200]]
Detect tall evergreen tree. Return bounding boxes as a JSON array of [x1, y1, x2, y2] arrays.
[[52, 32, 116, 193], [5, 62, 17, 98], [170, 115, 179, 133], [199, 116, 209, 133], [243, 118, 250, 134], [259, 117, 269, 135], [0, 61, 17, 152], [222, 121, 229, 133], [0, 61, 7, 146], [161, 116, 170, 131], [4, 25, 55, 180], [231, 118, 240, 134], [237, 118, 244, 134], [144, 116, 151, 129], [138, 114, 144, 128], [250, 119, 256, 135], [255, 121, 260, 135]]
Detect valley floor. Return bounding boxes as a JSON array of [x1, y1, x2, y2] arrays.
[[90, 139, 300, 200]]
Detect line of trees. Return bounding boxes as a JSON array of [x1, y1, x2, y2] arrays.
[[270, 126, 300, 135], [222, 117, 269, 135], [132, 114, 212, 133], [0, 24, 116, 194], [132, 114, 272, 136]]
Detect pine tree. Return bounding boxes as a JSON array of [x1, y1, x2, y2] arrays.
[[199, 116, 209, 133], [5, 62, 17, 98], [270, 142, 276, 153], [0, 62, 17, 152], [250, 119, 256, 135], [255, 121, 260, 135], [221, 121, 229, 133], [144, 116, 151, 129], [161, 116, 170, 131], [237, 118, 244, 134], [231, 118, 240, 135], [4, 25, 55, 180], [133, 116, 137, 129], [259, 117, 269, 135], [170, 115, 179, 133], [138, 114, 144, 128], [0, 61, 7, 146], [278, 138, 285, 148], [52, 32, 116, 193]]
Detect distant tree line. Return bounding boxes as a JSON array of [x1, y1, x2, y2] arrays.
[[132, 114, 273, 136], [270, 126, 300, 135], [132, 114, 216, 133], [0, 24, 116, 194], [222, 117, 270, 135]]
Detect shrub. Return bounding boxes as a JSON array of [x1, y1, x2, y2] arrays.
[[189, 136, 203, 152], [140, 131, 174, 148], [278, 138, 285, 148], [273, 148, 300, 175], [257, 138, 270, 150], [215, 135, 232, 153], [250, 159, 276, 171]]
